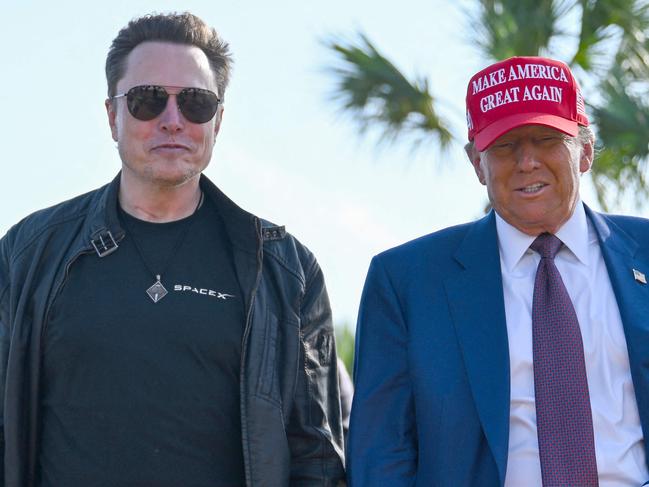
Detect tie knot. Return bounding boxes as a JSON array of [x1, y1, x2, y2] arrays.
[[530, 233, 562, 259]]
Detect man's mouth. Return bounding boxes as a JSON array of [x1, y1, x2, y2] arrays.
[[519, 183, 547, 194], [153, 143, 190, 150]]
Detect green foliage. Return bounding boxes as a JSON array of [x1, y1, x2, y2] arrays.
[[335, 324, 356, 379], [590, 66, 649, 207], [574, 0, 649, 70], [325, 34, 453, 149], [471, 0, 568, 59]]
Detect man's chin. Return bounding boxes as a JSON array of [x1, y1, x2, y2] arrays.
[[151, 171, 201, 188], [124, 165, 202, 189]]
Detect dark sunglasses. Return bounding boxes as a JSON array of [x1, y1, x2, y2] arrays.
[[111, 85, 221, 124]]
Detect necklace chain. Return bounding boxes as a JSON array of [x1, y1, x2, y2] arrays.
[[120, 191, 204, 303]]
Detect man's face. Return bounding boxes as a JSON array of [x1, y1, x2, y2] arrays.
[[106, 41, 222, 188], [469, 125, 593, 236]]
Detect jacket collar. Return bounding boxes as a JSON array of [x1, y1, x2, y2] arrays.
[[83, 172, 260, 257], [199, 174, 260, 255]]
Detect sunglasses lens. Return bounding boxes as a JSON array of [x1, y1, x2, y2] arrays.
[[177, 88, 220, 123], [126, 86, 168, 121]]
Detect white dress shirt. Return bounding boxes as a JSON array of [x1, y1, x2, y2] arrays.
[[497, 202, 648, 487]]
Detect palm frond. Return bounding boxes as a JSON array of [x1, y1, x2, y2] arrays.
[[615, 2, 649, 81], [618, 36, 649, 82], [471, 0, 565, 60], [589, 65, 649, 208], [325, 33, 453, 148], [574, 0, 649, 71]]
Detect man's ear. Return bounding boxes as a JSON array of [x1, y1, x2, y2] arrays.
[[106, 99, 118, 142], [213, 106, 225, 140], [465, 142, 486, 185], [579, 138, 594, 174]]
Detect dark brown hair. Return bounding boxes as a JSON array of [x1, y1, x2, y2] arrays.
[[105, 12, 233, 99]]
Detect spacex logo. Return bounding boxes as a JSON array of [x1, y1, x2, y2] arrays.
[[173, 284, 236, 300]]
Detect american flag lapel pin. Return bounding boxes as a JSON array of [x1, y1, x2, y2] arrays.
[[633, 268, 647, 284]]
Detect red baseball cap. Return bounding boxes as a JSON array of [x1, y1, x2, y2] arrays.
[[466, 56, 588, 151]]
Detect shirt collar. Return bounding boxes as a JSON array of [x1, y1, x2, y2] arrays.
[[495, 200, 590, 272]]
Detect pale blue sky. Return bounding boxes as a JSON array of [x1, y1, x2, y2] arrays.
[[0, 0, 610, 326]]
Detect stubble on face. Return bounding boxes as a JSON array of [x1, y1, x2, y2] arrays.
[[108, 41, 221, 191]]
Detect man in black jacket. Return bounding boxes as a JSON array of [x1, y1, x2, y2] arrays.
[[0, 12, 344, 487]]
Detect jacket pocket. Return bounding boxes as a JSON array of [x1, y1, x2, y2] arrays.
[[257, 311, 279, 399]]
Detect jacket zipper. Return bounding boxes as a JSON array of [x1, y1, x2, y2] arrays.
[[240, 217, 264, 487]]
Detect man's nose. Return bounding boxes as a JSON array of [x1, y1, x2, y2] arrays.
[[158, 95, 185, 132], [515, 141, 540, 172]]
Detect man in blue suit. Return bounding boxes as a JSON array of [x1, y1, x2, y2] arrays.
[[348, 56, 649, 486]]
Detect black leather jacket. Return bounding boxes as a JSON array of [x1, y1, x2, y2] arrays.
[[0, 173, 345, 486]]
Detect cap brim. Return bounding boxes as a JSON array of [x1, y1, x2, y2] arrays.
[[473, 113, 580, 151]]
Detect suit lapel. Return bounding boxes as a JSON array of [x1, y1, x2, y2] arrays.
[[443, 211, 510, 485], [587, 207, 649, 455]]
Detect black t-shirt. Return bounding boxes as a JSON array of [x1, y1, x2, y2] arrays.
[[38, 197, 246, 487]]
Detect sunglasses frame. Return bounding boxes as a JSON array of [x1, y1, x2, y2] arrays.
[[110, 85, 221, 124]]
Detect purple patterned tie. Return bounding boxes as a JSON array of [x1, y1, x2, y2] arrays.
[[531, 233, 598, 487]]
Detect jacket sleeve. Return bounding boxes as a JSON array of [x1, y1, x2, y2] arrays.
[[347, 256, 416, 486], [0, 235, 10, 486], [287, 257, 346, 486]]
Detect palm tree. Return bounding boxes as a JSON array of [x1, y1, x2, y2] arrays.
[[328, 34, 453, 150], [326, 0, 649, 209]]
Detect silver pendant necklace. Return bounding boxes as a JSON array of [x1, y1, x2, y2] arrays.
[[146, 275, 168, 303], [121, 192, 204, 303]]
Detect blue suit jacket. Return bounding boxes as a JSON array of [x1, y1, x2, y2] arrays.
[[347, 207, 649, 486]]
